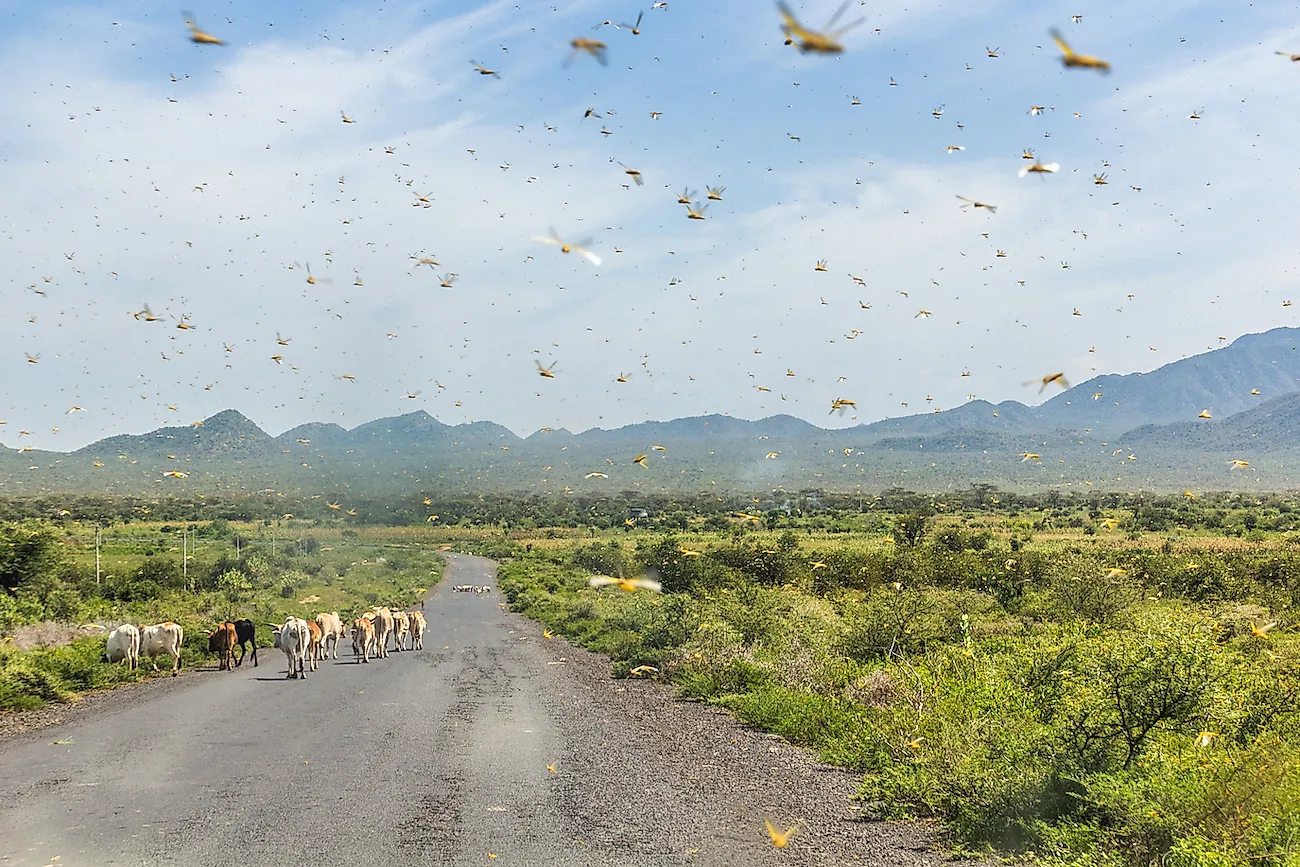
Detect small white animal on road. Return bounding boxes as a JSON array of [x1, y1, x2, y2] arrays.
[[408, 610, 426, 650], [140, 622, 184, 676], [392, 611, 410, 652], [274, 617, 310, 680], [370, 607, 394, 659], [315, 612, 346, 660], [352, 616, 376, 663]]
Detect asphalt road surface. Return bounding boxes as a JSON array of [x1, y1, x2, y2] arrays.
[[0, 554, 960, 866]]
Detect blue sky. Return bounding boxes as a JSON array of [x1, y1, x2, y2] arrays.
[[2, 0, 1299, 450]]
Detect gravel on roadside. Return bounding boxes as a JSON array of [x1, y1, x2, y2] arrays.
[[498, 600, 980, 866]]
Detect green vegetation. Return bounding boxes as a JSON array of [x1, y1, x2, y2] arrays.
[[0, 519, 443, 710], [6, 489, 1300, 865], [496, 517, 1300, 866]]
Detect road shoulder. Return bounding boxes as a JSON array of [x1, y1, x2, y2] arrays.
[[498, 592, 966, 865]]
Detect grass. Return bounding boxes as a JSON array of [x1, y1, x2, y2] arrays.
[[495, 526, 1300, 867]]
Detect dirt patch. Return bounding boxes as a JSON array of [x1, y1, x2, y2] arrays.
[[4, 620, 124, 651]]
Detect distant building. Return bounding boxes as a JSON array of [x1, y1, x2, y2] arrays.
[[628, 508, 650, 519]]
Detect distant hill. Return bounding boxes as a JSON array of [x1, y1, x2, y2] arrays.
[[851, 327, 1300, 441], [2, 327, 1298, 495], [1028, 327, 1300, 436], [1124, 392, 1300, 453]]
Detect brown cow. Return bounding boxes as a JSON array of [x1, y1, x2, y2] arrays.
[[207, 621, 237, 671], [306, 619, 322, 672]]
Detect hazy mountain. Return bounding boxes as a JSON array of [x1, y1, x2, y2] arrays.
[[1027, 327, 1300, 436], [278, 421, 352, 448], [850, 327, 1300, 441], [1124, 392, 1300, 453], [2, 328, 1298, 495]]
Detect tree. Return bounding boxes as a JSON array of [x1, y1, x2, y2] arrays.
[[0, 522, 64, 593], [895, 510, 931, 546], [216, 568, 253, 605]]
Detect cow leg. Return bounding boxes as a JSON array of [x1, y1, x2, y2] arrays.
[[234, 643, 244, 668], [171, 652, 180, 677], [251, 645, 258, 667]]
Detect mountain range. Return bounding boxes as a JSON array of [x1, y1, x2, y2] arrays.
[[3, 327, 1299, 495]]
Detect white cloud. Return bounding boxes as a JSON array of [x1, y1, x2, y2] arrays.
[[1, 1, 1298, 455]]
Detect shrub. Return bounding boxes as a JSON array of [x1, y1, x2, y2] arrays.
[[839, 586, 945, 663], [895, 510, 930, 546], [571, 541, 628, 578], [1048, 556, 1137, 626], [0, 638, 143, 711]]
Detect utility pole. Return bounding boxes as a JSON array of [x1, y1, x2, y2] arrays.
[[183, 528, 189, 590], [95, 525, 101, 587]]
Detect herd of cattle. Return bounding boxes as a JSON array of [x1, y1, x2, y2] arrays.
[[100, 607, 428, 680]]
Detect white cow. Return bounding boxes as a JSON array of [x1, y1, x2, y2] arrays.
[[407, 610, 426, 651], [391, 611, 410, 653], [370, 607, 394, 659], [104, 624, 141, 671], [274, 617, 310, 679], [140, 622, 184, 676], [315, 612, 346, 660]]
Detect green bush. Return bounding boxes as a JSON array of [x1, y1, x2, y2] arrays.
[[0, 638, 144, 711], [571, 541, 628, 578]]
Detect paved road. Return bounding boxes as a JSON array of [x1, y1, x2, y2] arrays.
[[0, 554, 955, 866]]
